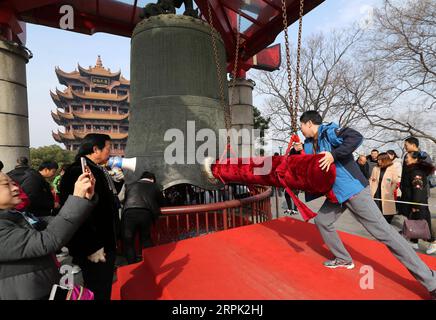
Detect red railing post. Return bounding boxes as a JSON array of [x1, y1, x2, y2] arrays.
[[154, 187, 272, 245], [239, 207, 243, 227], [223, 208, 228, 230], [275, 187, 279, 219]]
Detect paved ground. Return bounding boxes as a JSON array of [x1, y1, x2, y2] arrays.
[[270, 188, 436, 256], [61, 188, 436, 287]]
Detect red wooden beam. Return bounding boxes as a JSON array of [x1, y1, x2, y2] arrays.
[[242, 0, 324, 60], [259, 0, 282, 12], [16, 1, 139, 38], [0, 5, 24, 42], [219, 1, 263, 26], [241, 43, 281, 72], [10, 0, 60, 12], [2, 0, 324, 74]]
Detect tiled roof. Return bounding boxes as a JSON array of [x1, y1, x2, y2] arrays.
[[53, 130, 128, 141]]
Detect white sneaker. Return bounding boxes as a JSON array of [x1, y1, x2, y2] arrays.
[[426, 243, 436, 255], [323, 258, 355, 270], [71, 265, 81, 274], [284, 209, 298, 215]]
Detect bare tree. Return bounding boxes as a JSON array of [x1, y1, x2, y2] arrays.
[[355, 0, 436, 144], [368, 0, 436, 106], [254, 0, 436, 150], [254, 28, 378, 145]]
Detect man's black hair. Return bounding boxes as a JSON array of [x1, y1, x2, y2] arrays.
[[404, 136, 419, 148], [140, 171, 156, 182], [60, 164, 69, 171], [371, 149, 379, 153], [75, 133, 111, 161], [386, 150, 398, 159], [409, 151, 427, 161], [17, 156, 29, 166], [299, 111, 323, 125], [0, 161, 3, 171], [38, 161, 59, 171]]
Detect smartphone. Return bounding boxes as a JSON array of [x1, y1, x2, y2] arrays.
[[80, 157, 87, 173]]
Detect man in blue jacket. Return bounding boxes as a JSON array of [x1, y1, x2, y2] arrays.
[[294, 111, 436, 299]]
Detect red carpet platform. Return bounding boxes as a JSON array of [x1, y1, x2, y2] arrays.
[[112, 217, 436, 300]]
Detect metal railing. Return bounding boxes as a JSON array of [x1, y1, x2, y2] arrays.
[[150, 186, 272, 245]]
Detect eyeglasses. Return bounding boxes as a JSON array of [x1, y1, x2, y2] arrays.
[[0, 180, 18, 188]]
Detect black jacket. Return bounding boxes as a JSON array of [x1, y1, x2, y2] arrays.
[[400, 151, 433, 195], [123, 180, 165, 222], [7, 165, 30, 184], [401, 162, 434, 215], [59, 157, 118, 258], [8, 166, 54, 217], [356, 161, 370, 179], [367, 158, 378, 178]]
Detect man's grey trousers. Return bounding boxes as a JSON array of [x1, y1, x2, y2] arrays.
[[314, 186, 436, 292]]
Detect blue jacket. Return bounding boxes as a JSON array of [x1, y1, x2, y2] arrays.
[[304, 123, 368, 203]]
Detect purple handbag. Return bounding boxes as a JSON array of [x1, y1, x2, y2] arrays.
[[66, 285, 94, 300], [49, 284, 94, 300], [402, 218, 431, 241]]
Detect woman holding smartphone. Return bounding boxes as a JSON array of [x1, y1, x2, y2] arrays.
[[0, 171, 95, 300]]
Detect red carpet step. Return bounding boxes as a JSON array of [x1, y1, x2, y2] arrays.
[[112, 217, 436, 300]]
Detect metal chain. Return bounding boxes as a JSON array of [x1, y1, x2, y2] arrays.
[[229, 13, 241, 106], [207, 1, 230, 133], [207, 2, 242, 145], [294, 0, 304, 132], [281, 0, 304, 135], [281, 0, 295, 134]]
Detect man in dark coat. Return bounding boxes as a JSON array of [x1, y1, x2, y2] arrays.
[[7, 157, 30, 180], [121, 171, 165, 264], [59, 133, 118, 300], [356, 154, 370, 179], [366, 149, 379, 178]]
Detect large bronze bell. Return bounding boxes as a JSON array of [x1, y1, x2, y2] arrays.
[[126, 14, 227, 190]]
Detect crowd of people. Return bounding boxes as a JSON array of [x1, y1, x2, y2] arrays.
[[0, 122, 435, 300], [283, 137, 435, 255], [0, 134, 165, 300], [355, 137, 435, 255], [284, 135, 436, 255]]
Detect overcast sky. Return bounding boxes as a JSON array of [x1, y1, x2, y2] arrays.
[[25, 0, 382, 148]]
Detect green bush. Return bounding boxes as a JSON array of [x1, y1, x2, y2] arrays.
[[30, 145, 75, 170]]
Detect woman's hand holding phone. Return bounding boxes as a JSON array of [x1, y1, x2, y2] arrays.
[[73, 169, 96, 200]]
